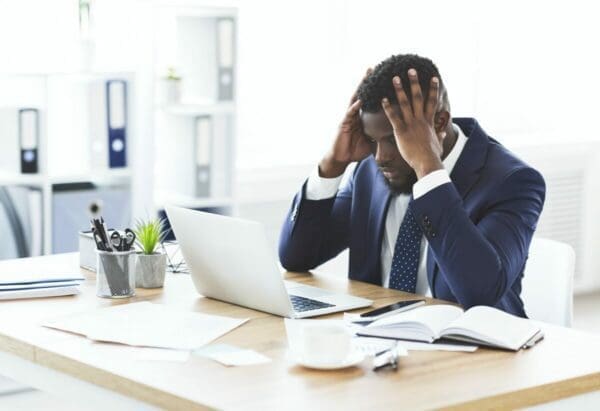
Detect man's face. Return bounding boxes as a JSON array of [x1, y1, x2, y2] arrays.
[[361, 108, 417, 194]]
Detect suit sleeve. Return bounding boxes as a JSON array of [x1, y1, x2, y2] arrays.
[[410, 167, 545, 308], [278, 172, 355, 272]]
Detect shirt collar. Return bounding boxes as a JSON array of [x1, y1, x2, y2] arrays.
[[442, 124, 468, 173]]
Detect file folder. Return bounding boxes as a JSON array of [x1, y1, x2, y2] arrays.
[[19, 108, 40, 174], [194, 116, 213, 197], [216, 18, 235, 101], [106, 80, 127, 168]]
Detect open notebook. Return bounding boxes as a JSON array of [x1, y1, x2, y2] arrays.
[[356, 305, 542, 351]]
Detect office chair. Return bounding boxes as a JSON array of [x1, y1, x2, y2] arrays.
[[521, 237, 575, 327], [0, 186, 29, 259]]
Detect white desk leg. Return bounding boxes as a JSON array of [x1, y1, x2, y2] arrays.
[[0, 350, 159, 411]]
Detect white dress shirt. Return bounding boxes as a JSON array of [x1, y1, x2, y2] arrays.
[[305, 126, 468, 295]]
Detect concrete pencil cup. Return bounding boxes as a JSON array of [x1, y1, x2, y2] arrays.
[[96, 250, 136, 298], [135, 252, 167, 288]]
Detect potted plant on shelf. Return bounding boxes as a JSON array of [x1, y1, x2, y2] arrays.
[[159, 66, 182, 104], [133, 217, 168, 288]]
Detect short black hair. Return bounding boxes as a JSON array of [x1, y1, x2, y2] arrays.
[[357, 53, 450, 113]]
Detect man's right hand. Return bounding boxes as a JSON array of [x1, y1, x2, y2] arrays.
[[319, 69, 373, 178]]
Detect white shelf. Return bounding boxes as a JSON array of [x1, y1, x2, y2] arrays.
[[160, 101, 235, 116], [0, 172, 45, 187], [0, 169, 132, 187], [48, 169, 132, 185], [155, 190, 233, 209], [1, 71, 135, 80]]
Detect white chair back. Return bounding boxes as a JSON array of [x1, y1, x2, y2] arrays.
[[521, 238, 575, 327]]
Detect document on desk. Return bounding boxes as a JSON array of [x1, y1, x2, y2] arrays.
[[42, 302, 248, 350], [0, 285, 81, 301], [0, 272, 84, 300], [195, 344, 271, 366]]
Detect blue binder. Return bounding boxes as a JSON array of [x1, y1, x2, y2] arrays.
[[105, 80, 128, 168]]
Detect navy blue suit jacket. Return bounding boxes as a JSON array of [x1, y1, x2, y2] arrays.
[[278, 118, 545, 317]]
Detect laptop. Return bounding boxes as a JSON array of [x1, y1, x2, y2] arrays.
[[165, 206, 372, 318]]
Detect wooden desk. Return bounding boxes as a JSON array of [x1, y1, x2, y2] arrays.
[[1, 253, 600, 410]]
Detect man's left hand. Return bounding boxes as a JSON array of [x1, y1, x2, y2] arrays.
[[381, 68, 446, 179]]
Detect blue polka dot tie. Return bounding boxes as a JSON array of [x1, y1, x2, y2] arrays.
[[389, 205, 423, 293]]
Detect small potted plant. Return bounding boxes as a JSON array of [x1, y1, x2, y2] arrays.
[[133, 217, 168, 288]]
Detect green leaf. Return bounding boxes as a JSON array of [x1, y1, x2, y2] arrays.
[[133, 217, 167, 255]]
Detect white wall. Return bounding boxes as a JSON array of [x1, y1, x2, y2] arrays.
[[235, 0, 600, 171], [3, 0, 599, 168]]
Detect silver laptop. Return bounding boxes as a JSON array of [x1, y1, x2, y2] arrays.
[[165, 206, 372, 318]]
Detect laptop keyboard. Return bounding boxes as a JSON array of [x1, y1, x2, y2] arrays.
[[289, 294, 335, 312]]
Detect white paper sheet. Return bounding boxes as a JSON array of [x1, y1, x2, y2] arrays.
[[0, 280, 82, 291], [0, 272, 85, 285], [42, 302, 248, 350], [195, 344, 271, 366]]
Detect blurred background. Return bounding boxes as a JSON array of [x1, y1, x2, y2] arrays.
[[2, 0, 600, 305], [1, 0, 600, 407]]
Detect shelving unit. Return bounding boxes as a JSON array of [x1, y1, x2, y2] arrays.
[[152, 4, 238, 217], [0, 71, 136, 254], [0, 1, 239, 258]]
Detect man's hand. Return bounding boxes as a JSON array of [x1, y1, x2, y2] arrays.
[[319, 69, 373, 178], [381, 69, 446, 179]]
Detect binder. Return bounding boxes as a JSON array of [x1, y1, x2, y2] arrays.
[[106, 80, 127, 168], [194, 116, 213, 197], [19, 108, 40, 174], [216, 18, 235, 101]]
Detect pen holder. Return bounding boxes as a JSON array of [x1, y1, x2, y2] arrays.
[[96, 250, 136, 298]]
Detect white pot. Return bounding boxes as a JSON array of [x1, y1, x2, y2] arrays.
[[135, 253, 167, 288], [158, 79, 181, 104]]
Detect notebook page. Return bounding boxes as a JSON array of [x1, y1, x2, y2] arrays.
[[440, 306, 540, 350], [367, 305, 464, 338]]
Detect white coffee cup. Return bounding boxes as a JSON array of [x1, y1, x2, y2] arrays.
[[301, 323, 351, 365]]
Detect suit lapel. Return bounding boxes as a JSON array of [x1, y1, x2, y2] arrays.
[[426, 118, 490, 296], [449, 118, 489, 199]]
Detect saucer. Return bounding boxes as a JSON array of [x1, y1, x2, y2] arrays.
[[291, 349, 365, 370]]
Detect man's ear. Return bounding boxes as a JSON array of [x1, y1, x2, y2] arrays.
[[434, 110, 450, 133]]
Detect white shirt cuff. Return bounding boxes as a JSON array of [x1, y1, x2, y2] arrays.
[[305, 165, 343, 200], [412, 169, 451, 199]]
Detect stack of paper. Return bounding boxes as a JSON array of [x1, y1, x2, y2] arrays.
[[0, 272, 84, 300], [42, 302, 249, 350]]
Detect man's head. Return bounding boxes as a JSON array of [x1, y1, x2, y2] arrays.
[[357, 54, 451, 194]]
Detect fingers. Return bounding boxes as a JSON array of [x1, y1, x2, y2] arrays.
[[425, 76, 440, 122], [349, 68, 373, 105], [407, 68, 424, 115], [392, 75, 413, 123], [346, 98, 362, 117], [381, 97, 403, 131]]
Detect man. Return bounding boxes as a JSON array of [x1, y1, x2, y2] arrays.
[[278, 54, 545, 317]]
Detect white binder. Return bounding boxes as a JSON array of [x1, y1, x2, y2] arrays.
[[216, 18, 235, 101], [0, 107, 40, 174], [194, 116, 213, 197], [19, 108, 39, 173], [87, 79, 128, 169]]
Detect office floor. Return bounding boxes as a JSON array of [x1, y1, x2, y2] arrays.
[[2, 292, 600, 409]]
